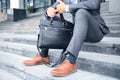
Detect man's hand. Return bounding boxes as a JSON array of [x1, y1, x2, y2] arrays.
[[47, 7, 58, 17], [56, 0, 66, 14], [47, 0, 66, 17]]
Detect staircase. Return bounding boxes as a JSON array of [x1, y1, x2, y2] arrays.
[[0, 2, 120, 80]]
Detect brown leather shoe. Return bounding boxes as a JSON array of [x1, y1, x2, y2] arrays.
[[23, 54, 50, 66], [51, 60, 77, 76]]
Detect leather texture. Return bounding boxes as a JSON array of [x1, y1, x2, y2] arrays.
[[37, 15, 74, 49], [51, 60, 77, 76], [23, 54, 50, 66]]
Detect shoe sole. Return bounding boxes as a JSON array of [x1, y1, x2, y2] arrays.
[[23, 62, 49, 66], [51, 69, 77, 77]]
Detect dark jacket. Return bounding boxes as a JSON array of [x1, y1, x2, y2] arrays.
[[51, 0, 109, 34]]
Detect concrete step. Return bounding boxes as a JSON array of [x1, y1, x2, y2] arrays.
[[51, 50, 120, 79], [102, 14, 120, 18], [100, 1, 109, 12], [101, 11, 120, 18], [0, 26, 119, 35], [1, 20, 120, 31], [0, 15, 41, 34], [0, 20, 120, 29], [1, 12, 120, 35], [0, 24, 119, 35], [101, 12, 120, 16], [0, 33, 38, 46], [0, 40, 38, 58], [107, 24, 120, 28], [0, 17, 120, 29], [0, 30, 38, 34], [0, 41, 120, 78], [106, 30, 120, 37], [101, 12, 120, 24], [82, 37, 120, 55], [0, 14, 42, 27], [0, 51, 119, 80], [108, 25, 120, 30], [103, 16, 120, 22], [0, 21, 119, 35], [0, 69, 22, 80], [0, 33, 119, 55], [106, 21, 120, 28], [64, 12, 120, 24]]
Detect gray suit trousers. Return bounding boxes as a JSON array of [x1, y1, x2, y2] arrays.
[[66, 9, 104, 57], [40, 9, 104, 58]]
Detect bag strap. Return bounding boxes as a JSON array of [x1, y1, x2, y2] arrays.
[[37, 46, 67, 67], [45, 49, 67, 67]]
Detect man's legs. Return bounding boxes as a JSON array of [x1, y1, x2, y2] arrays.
[[40, 48, 49, 58], [51, 9, 104, 76], [66, 9, 104, 64]]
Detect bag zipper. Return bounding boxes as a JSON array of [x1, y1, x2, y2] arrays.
[[43, 27, 72, 31]]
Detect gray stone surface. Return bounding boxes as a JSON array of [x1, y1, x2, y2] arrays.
[[0, 33, 120, 55], [0, 40, 120, 78], [109, 0, 120, 14], [50, 51, 120, 79], [0, 51, 119, 80], [101, 12, 120, 16], [0, 69, 22, 80], [0, 40, 120, 65], [106, 30, 120, 37], [0, 41, 120, 65], [0, 33, 120, 47], [100, 1, 109, 13]]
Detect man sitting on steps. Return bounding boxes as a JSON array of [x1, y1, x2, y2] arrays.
[[23, 0, 109, 76]]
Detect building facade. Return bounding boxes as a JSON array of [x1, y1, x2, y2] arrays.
[[0, 0, 1, 11], [0, 0, 1, 12], [0, 0, 51, 14], [0, 0, 120, 14]]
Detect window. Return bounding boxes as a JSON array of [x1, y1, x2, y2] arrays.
[[1, 0, 10, 13]]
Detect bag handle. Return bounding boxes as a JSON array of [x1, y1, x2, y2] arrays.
[[50, 14, 65, 25], [50, 2, 65, 25]]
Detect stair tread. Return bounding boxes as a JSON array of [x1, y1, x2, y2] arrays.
[[0, 33, 37, 40], [51, 50, 120, 66], [84, 37, 120, 47], [107, 22, 120, 26], [0, 40, 37, 52], [101, 12, 120, 16], [0, 51, 118, 80], [102, 15, 120, 18], [0, 41, 120, 65], [0, 69, 22, 80], [0, 33, 120, 47], [79, 51, 120, 65]]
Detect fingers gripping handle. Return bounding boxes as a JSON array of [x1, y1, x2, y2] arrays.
[[50, 1, 65, 25], [50, 2, 59, 25]]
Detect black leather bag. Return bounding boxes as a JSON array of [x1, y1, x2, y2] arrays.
[[37, 14, 74, 49]]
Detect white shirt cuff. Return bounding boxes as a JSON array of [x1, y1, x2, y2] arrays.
[[65, 5, 69, 12]]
